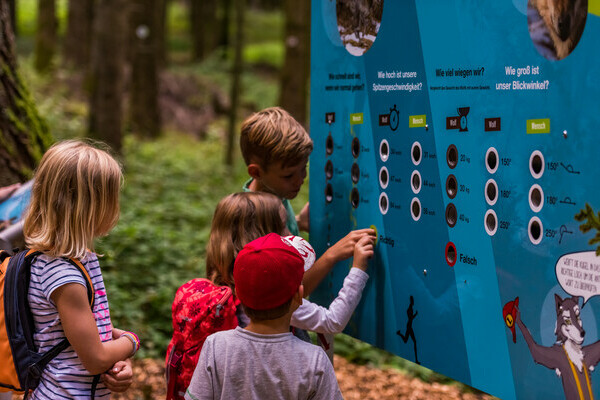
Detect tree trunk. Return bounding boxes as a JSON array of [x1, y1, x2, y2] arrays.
[[0, 2, 53, 185], [64, 0, 94, 69], [88, 0, 127, 153], [279, 0, 310, 126], [34, 0, 57, 73], [155, 0, 167, 67], [225, 0, 244, 166], [8, 0, 16, 36], [219, 0, 232, 58], [190, 0, 217, 61], [190, 0, 202, 60], [129, 0, 161, 138]]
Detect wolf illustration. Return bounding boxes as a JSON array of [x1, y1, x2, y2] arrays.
[[528, 0, 587, 60], [516, 295, 600, 400]]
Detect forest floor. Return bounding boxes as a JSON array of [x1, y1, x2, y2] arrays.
[[106, 357, 495, 400]]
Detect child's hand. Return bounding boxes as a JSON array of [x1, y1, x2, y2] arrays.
[[353, 234, 375, 271], [296, 202, 310, 232], [101, 360, 133, 393], [325, 228, 375, 263]]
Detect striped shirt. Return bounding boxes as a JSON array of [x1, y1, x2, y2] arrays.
[[28, 252, 112, 399]]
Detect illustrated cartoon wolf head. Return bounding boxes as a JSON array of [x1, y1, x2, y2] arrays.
[[555, 294, 585, 345]]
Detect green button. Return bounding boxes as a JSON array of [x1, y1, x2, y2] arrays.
[[350, 113, 363, 125], [527, 119, 550, 134], [409, 114, 426, 128]]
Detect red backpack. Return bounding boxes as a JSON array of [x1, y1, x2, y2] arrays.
[[165, 278, 239, 400]]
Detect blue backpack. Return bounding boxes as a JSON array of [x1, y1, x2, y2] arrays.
[[0, 249, 96, 398]]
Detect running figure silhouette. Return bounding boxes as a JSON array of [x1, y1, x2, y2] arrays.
[[396, 295, 420, 364]]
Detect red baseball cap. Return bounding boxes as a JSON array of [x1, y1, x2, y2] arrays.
[[233, 233, 304, 310]]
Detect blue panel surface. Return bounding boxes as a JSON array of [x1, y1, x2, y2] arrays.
[[0, 181, 32, 222], [309, 1, 600, 399]]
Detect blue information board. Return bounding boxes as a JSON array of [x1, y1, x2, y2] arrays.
[[309, 1, 600, 399], [0, 181, 32, 223]]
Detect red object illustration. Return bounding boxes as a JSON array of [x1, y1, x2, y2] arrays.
[[503, 297, 519, 343]]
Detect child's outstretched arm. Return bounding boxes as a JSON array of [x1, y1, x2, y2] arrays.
[[302, 228, 375, 295], [292, 235, 374, 333], [296, 202, 310, 232], [52, 283, 137, 375]]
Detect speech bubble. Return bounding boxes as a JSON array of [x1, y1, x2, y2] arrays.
[[556, 251, 600, 305]]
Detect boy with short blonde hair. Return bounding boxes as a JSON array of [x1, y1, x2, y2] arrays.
[[240, 107, 313, 171], [241, 107, 313, 236]]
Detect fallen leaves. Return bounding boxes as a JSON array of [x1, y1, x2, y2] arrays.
[[109, 357, 494, 400], [11, 357, 495, 399]]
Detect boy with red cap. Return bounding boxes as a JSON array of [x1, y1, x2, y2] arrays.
[[185, 233, 343, 400]]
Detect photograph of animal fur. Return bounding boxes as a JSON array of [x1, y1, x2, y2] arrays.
[[528, 0, 588, 60], [336, 0, 384, 56]]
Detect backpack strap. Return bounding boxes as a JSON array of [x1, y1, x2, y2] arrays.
[[0, 249, 12, 262], [91, 374, 100, 399], [64, 256, 96, 309]]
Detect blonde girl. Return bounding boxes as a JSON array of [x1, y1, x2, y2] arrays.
[[24, 140, 138, 399], [206, 192, 374, 336]]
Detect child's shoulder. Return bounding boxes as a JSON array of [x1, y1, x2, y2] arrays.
[[30, 252, 99, 285], [33, 253, 73, 268], [207, 326, 239, 343], [290, 334, 322, 350], [33, 251, 98, 266]]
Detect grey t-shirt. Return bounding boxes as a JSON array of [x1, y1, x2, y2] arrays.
[[185, 327, 343, 400]]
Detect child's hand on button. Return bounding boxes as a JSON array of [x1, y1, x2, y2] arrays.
[[353, 234, 375, 271]]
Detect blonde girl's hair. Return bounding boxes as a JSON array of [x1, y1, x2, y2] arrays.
[[23, 140, 123, 259], [206, 192, 285, 288], [240, 107, 313, 170]]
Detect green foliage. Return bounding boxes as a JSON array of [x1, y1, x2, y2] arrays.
[[17, 58, 87, 141], [244, 41, 284, 69], [16, 0, 39, 37], [96, 132, 249, 357], [165, 0, 191, 62], [244, 8, 284, 44], [175, 53, 279, 112], [575, 203, 600, 255], [240, 69, 279, 111], [166, 0, 190, 36], [16, 0, 68, 37], [167, 2, 284, 67]]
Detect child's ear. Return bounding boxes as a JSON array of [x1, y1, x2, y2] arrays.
[[248, 163, 262, 179], [294, 284, 304, 305]]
